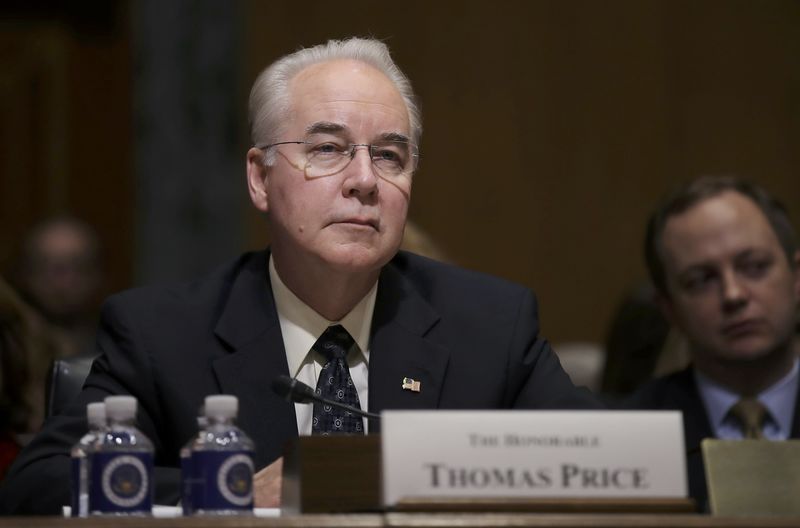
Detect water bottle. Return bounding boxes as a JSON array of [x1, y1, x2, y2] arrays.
[[89, 395, 154, 515], [70, 402, 106, 517], [179, 415, 207, 515], [190, 395, 255, 515]]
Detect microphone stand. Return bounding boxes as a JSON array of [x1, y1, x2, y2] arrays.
[[272, 375, 380, 421]]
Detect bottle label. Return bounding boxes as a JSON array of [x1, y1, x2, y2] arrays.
[[89, 452, 153, 513], [191, 451, 254, 511]]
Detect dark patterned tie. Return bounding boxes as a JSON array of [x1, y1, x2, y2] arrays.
[[311, 325, 364, 435], [729, 397, 767, 439]]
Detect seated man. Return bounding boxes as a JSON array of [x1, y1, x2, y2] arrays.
[[625, 176, 800, 509], [0, 37, 598, 515]]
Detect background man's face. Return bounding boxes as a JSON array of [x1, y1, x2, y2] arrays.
[[262, 59, 411, 275], [23, 222, 101, 322], [659, 190, 800, 369]]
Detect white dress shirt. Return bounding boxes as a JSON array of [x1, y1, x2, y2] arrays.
[[268, 256, 376, 435], [695, 359, 799, 440]]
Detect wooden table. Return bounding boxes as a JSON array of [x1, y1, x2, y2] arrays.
[[2, 513, 799, 528]]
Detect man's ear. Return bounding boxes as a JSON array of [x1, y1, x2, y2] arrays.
[[246, 148, 269, 213], [792, 250, 800, 299]]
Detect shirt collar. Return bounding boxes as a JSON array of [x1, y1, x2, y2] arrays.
[[695, 359, 798, 437], [268, 255, 377, 377]]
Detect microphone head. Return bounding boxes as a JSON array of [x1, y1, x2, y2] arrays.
[[272, 375, 316, 404]]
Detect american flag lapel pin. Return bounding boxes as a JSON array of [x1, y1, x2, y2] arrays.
[[402, 377, 421, 393]]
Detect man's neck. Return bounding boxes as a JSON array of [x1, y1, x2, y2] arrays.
[[694, 347, 797, 396], [271, 252, 380, 322]]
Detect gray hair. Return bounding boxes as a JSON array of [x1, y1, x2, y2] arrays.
[[248, 37, 422, 165]]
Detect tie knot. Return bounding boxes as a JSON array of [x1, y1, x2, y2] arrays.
[[729, 397, 768, 439], [313, 324, 354, 361]]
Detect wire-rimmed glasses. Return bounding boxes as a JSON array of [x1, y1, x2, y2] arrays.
[[256, 136, 419, 179]]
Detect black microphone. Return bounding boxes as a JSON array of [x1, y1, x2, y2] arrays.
[[271, 375, 380, 421]]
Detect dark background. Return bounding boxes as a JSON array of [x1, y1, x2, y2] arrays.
[[2, 0, 799, 346]]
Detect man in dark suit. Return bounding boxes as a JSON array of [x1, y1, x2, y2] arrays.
[[0, 37, 596, 515], [625, 176, 800, 509]]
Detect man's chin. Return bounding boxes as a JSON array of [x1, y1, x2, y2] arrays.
[[717, 336, 781, 363], [318, 244, 396, 274]]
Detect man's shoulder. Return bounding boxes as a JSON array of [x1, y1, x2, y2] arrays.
[[385, 251, 536, 320], [388, 250, 529, 299], [624, 367, 698, 410], [104, 251, 265, 318]]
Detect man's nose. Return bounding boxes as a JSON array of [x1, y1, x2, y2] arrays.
[[343, 146, 378, 198], [720, 269, 748, 313]]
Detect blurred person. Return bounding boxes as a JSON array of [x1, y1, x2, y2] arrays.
[[601, 283, 671, 399], [651, 328, 691, 378], [0, 37, 598, 514], [14, 216, 103, 358], [400, 219, 448, 262], [0, 277, 56, 476], [625, 176, 800, 509], [601, 283, 690, 400]]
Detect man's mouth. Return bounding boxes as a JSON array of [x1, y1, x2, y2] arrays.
[[331, 217, 379, 230], [722, 319, 764, 338]]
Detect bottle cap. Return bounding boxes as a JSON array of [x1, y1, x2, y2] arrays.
[[87, 402, 106, 427], [104, 395, 137, 421], [204, 395, 238, 419]]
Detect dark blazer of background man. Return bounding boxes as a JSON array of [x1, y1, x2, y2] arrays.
[[0, 37, 597, 515], [625, 176, 800, 510]]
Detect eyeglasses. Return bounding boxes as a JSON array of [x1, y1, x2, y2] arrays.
[[256, 137, 419, 179]]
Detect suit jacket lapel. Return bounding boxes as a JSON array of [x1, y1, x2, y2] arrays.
[[212, 250, 297, 468], [672, 367, 714, 452], [791, 372, 800, 438], [672, 366, 713, 511], [368, 261, 449, 432]]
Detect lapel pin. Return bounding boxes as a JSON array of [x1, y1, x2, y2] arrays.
[[402, 377, 421, 393]]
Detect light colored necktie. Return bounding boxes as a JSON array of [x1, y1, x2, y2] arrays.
[[729, 397, 767, 439]]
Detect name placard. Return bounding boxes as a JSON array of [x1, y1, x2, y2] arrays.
[[381, 411, 686, 506]]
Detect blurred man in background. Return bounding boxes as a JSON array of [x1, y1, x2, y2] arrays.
[[626, 176, 800, 509], [14, 216, 103, 359]]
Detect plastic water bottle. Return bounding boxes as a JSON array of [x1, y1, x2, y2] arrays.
[[179, 415, 207, 516], [89, 395, 154, 515], [70, 402, 106, 517], [190, 395, 255, 515]]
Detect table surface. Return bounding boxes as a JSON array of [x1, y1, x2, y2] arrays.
[[2, 512, 800, 528]]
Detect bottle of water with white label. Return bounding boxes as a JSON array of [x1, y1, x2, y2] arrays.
[[180, 415, 207, 515], [190, 395, 255, 515], [89, 396, 154, 516], [70, 402, 106, 517]]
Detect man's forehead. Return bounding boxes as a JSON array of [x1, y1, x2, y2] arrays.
[[302, 121, 410, 143], [661, 191, 779, 268], [287, 59, 410, 134]]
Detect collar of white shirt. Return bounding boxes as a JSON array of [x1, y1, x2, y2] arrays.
[[268, 255, 377, 434]]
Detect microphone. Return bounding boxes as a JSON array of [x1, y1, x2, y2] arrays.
[[271, 375, 380, 421]]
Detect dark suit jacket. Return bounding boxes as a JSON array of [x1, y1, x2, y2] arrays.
[[0, 250, 598, 514], [624, 366, 800, 511]]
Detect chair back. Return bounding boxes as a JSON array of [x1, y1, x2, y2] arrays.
[[45, 357, 94, 418]]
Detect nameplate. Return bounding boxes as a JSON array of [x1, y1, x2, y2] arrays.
[[381, 411, 686, 506], [703, 439, 800, 515]]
